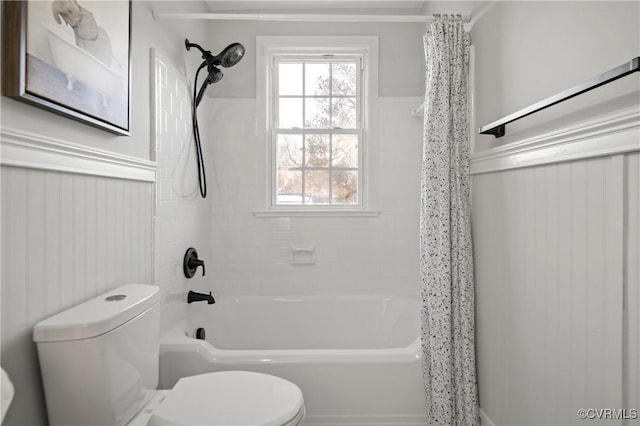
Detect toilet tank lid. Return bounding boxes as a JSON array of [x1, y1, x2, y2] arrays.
[[33, 284, 160, 343]]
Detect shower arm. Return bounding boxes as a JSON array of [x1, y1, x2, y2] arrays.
[[185, 39, 211, 61]]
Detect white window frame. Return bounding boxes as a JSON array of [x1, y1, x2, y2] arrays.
[[272, 55, 363, 207], [255, 36, 380, 217]]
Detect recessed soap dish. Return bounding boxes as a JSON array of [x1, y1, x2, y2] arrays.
[[289, 246, 315, 264]]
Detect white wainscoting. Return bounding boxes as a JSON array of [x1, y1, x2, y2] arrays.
[[471, 111, 639, 426], [0, 130, 156, 426], [625, 153, 640, 426]]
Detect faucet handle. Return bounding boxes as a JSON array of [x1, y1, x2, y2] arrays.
[[189, 258, 205, 276], [183, 248, 205, 278]]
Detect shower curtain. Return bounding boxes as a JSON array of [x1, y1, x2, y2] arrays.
[[419, 16, 479, 426]]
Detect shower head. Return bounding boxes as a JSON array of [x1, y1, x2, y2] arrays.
[[194, 62, 223, 107], [185, 39, 246, 200], [212, 42, 245, 68], [185, 39, 245, 68], [185, 38, 245, 106]]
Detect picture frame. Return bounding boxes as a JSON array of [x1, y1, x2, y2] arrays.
[[2, 0, 132, 136]]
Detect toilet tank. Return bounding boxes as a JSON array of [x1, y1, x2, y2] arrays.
[[33, 284, 160, 426]]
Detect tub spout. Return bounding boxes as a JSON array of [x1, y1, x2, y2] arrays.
[[188, 291, 215, 304]]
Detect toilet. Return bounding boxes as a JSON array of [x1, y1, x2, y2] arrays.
[[33, 284, 305, 426]]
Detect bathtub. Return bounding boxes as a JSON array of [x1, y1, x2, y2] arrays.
[[159, 295, 427, 425], [46, 26, 123, 106]]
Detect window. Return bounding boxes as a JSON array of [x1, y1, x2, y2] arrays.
[[273, 56, 362, 206], [255, 36, 378, 216], [256, 36, 377, 215]]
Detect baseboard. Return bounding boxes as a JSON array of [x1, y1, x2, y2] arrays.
[[479, 408, 496, 426], [304, 414, 428, 426]]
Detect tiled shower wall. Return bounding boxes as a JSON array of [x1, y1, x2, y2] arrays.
[[152, 52, 212, 333], [205, 97, 423, 297]]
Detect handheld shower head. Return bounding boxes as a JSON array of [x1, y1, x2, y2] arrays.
[[194, 64, 223, 107], [208, 67, 223, 84]]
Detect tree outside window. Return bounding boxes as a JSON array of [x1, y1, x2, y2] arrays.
[[274, 58, 361, 206]]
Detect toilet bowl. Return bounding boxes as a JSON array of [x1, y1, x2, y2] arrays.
[[33, 284, 305, 426], [130, 371, 305, 426]]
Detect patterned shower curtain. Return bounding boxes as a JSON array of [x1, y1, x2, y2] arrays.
[[419, 16, 479, 426]]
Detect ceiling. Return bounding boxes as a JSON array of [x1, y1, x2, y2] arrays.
[[204, 0, 428, 13]]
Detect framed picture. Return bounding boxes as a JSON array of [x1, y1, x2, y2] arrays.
[[2, 0, 132, 136]]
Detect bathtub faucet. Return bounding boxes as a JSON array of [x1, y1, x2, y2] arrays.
[[188, 291, 215, 304]]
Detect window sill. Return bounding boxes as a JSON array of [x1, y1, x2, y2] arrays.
[[253, 209, 382, 218]]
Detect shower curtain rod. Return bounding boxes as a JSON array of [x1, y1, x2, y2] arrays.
[[152, 11, 471, 23]]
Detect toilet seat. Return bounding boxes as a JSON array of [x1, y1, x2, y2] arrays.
[[147, 371, 305, 426]]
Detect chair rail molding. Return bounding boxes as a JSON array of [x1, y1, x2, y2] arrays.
[[471, 107, 640, 175], [0, 127, 157, 182]]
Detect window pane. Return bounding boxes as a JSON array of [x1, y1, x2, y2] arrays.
[[271, 54, 363, 208], [332, 63, 356, 95], [332, 170, 358, 205], [305, 63, 330, 96], [331, 97, 356, 129], [304, 98, 330, 128], [305, 134, 329, 167], [277, 134, 302, 167], [332, 135, 358, 167], [277, 170, 303, 204], [305, 170, 330, 205], [279, 98, 302, 128], [279, 63, 302, 95]]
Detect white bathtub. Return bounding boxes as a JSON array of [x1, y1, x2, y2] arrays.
[[159, 295, 427, 425], [46, 26, 123, 106]]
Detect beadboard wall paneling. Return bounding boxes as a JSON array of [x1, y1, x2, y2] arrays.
[[0, 166, 154, 426], [473, 151, 637, 426], [472, 105, 640, 426], [625, 152, 640, 425]]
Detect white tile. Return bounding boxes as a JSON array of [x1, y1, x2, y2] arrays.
[[184, 97, 424, 296]]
